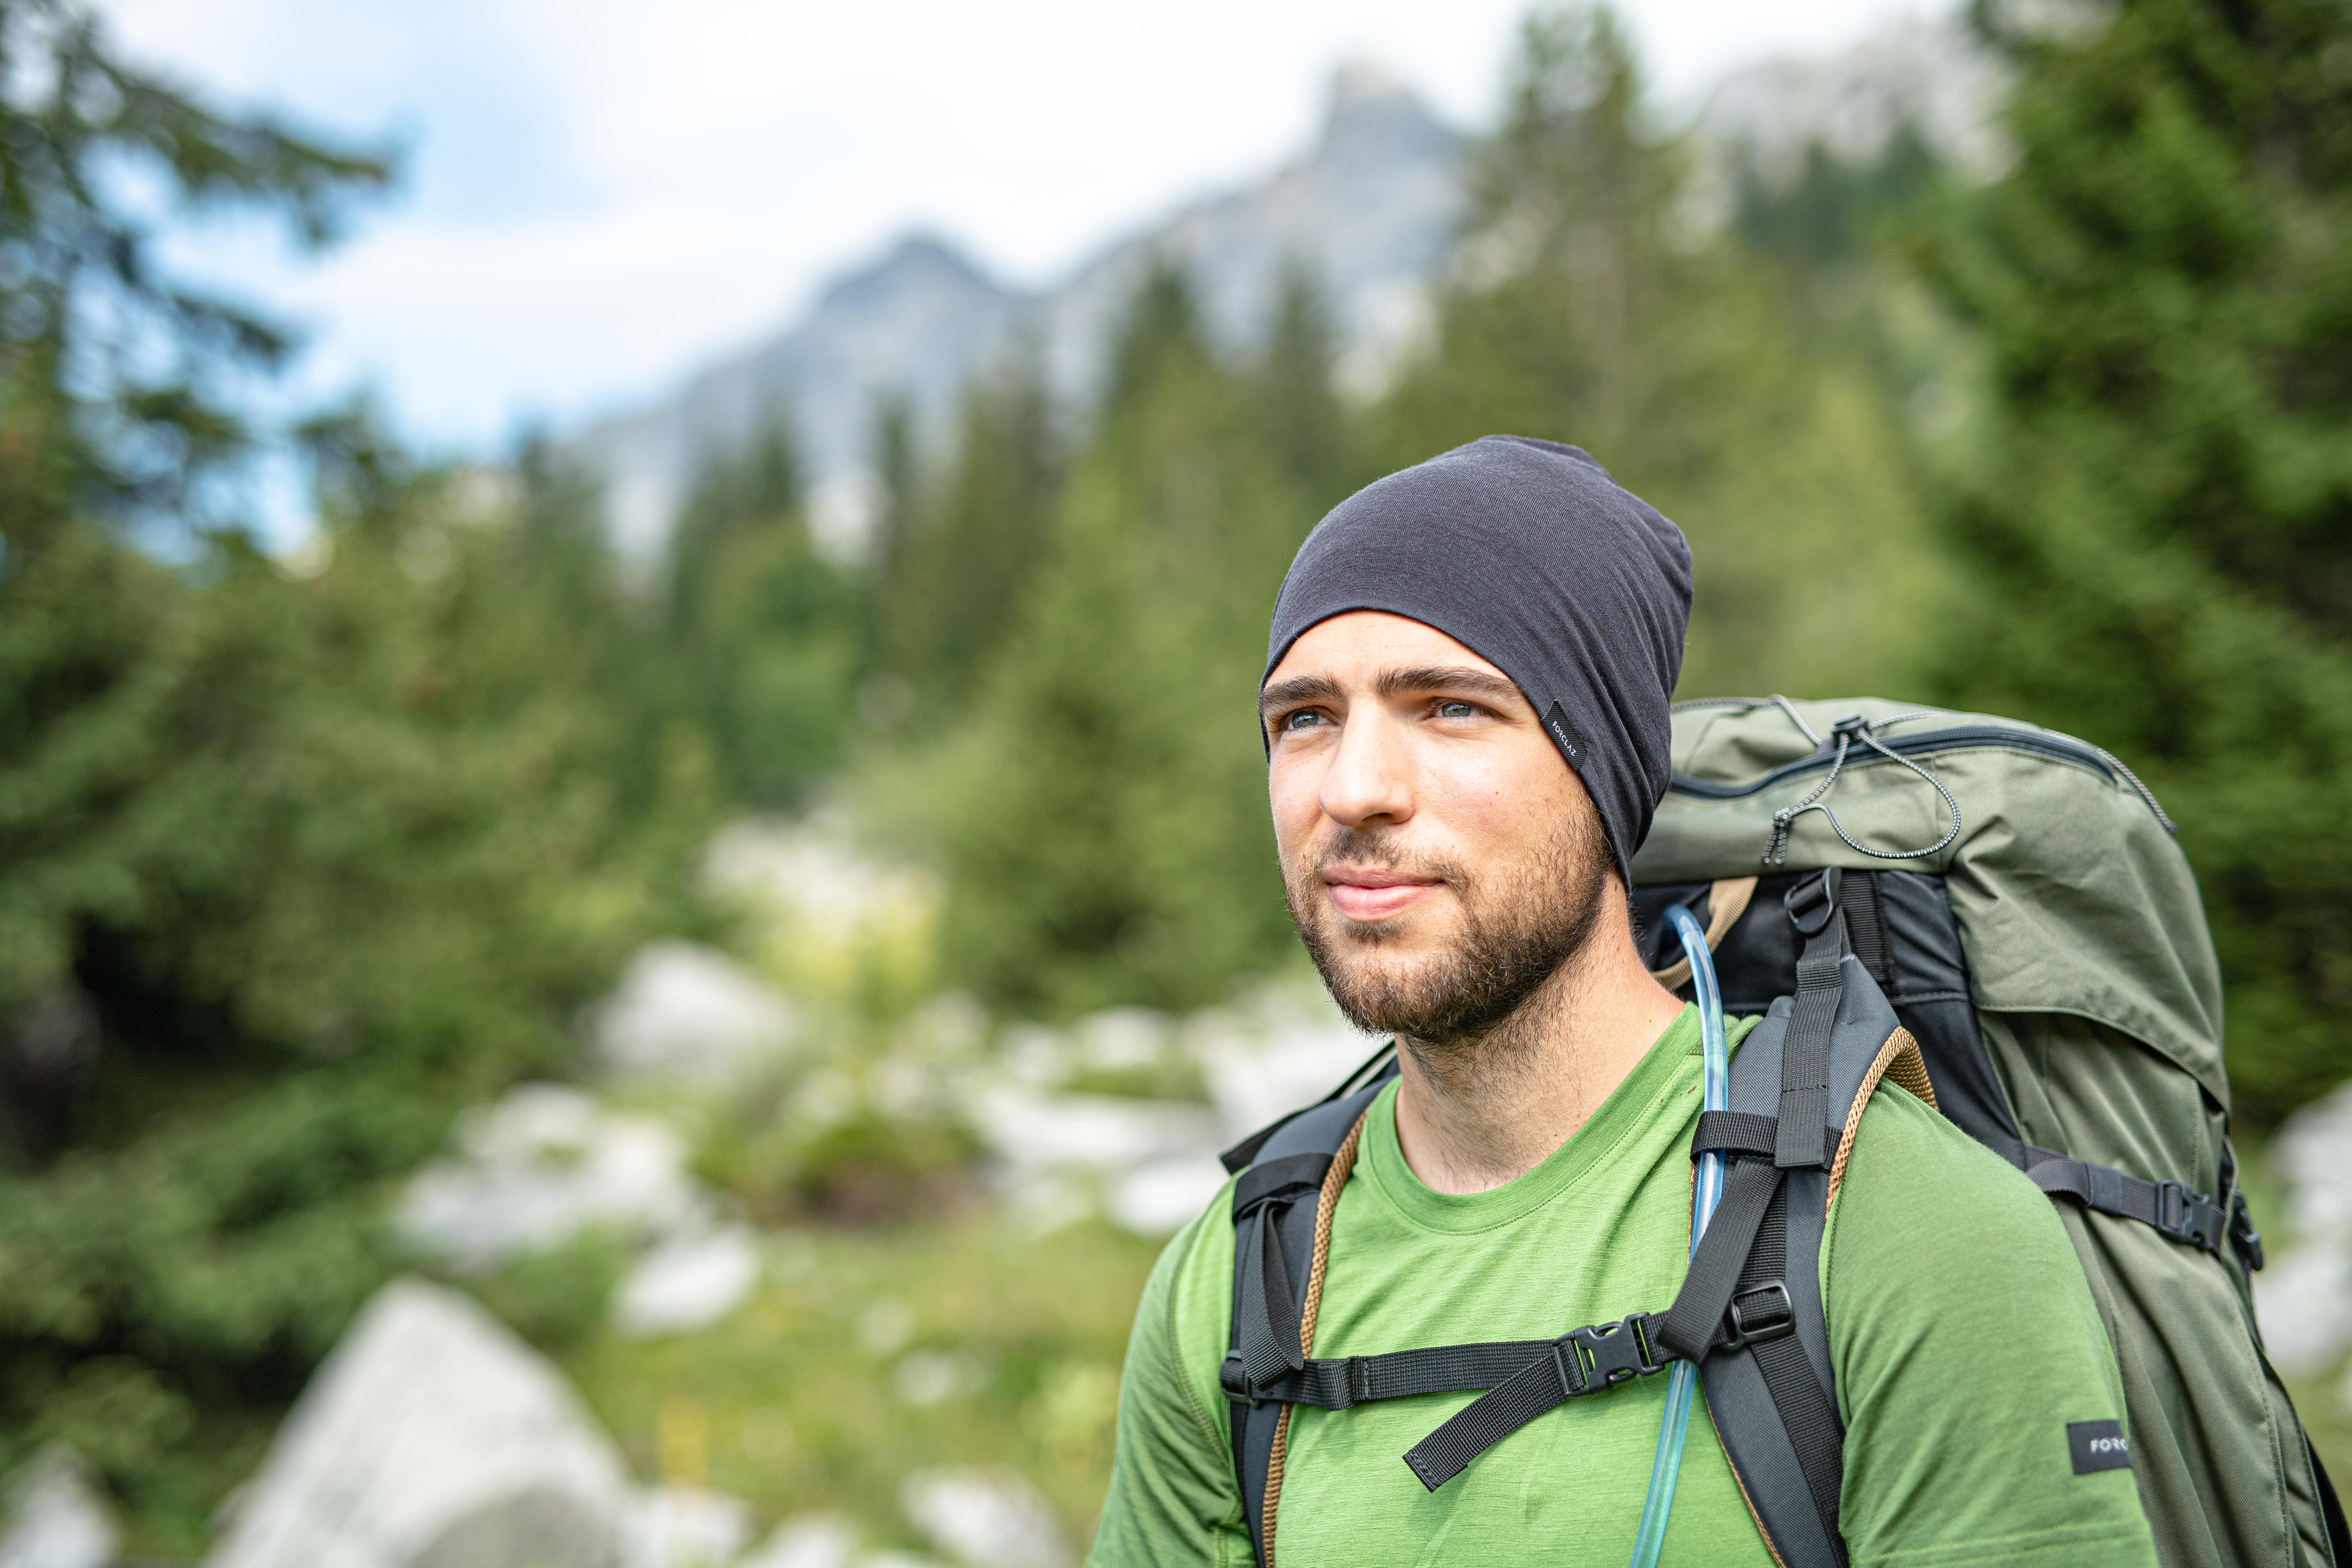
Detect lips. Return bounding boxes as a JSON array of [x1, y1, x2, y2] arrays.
[[1324, 868, 1445, 923]]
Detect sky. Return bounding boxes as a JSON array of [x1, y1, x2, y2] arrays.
[[107, 0, 1931, 466]]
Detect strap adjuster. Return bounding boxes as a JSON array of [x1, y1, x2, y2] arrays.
[[1722, 1281, 1796, 1350], [1220, 1353, 1258, 1407], [1783, 869, 1840, 936], [2153, 1181, 2226, 1253], [2229, 1190, 2265, 1272]]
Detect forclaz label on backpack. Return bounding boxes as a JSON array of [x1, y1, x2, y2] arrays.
[[2068, 1420, 2132, 1474]]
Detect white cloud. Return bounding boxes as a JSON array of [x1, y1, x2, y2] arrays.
[[101, 0, 1931, 455]]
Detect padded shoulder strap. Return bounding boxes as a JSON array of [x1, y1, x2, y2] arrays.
[[1227, 1064, 1394, 1568], [1683, 913, 1929, 1568]]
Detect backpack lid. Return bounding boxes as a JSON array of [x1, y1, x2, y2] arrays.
[[1632, 697, 2224, 1106]]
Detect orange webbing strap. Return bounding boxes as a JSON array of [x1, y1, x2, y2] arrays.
[[1826, 1027, 1936, 1210], [1649, 876, 1759, 991], [1260, 1105, 1369, 1567]]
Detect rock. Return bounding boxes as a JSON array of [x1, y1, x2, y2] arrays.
[[593, 942, 797, 1086], [2275, 1079, 2352, 1241], [0, 1445, 116, 1568], [612, 1228, 763, 1339], [209, 1277, 630, 1568], [2255, 1080, 2352, 1375], [399, 1084, 707, 1273], [893, 1351, 983, 1408], [702, 819, 937, 954], [972, 1091, 1220, 1175], [1108, 1155, 1230, 1236], [1070, 1009, 1171, 1072], [619, 1485, 753, 1568], [900, 1468, 1069, 1568], [2255, 1245, 2352, 1375], [739, 1514, 855, 1568], [1187, 985, 1381, 1143]]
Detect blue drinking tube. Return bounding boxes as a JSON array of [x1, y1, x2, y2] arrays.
[[1628, 902, 1730, 1568]]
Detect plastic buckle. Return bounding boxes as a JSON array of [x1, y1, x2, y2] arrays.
[[1563, 1313, 1671, 1395], [2154, 1181, 2224, 1253], [2228, 1191, 2265, 1272], [1722, 1282, 1797, 1350], [1783, 869, 1840, 936], [1220, 1354, 1258, 1407]]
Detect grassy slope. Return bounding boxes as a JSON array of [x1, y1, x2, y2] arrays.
[[561, 1212, 1165, 1557]]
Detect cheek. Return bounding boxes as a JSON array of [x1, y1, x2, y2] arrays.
[[1421, 746, 1572, 851], [1267, 756, 1322, 858]]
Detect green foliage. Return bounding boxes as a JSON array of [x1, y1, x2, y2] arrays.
[[713, 1109, 981, 1228], [469, 1230, 633, 1354], [1380, 4, 1940, 700], [0, 433, 711, 1541], [0, 23, 704, 1524], [928, 264, 1341, 1015], [0, 0, 390, 524], [874, 348, 1063, 714], [663, 420, 867, 807], [1920, 0, 2352, 1122], [1734, 125, 1941, 275]]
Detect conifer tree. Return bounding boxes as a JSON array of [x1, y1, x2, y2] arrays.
[[662, 417, 865, 806], [1922, 0, 2352, 1119], [1380, 4, 1934, 698], [935, 264, 1308, 1014], [1256, 261, 1364, 511], [0, 12, 708, 1539], [875, 347, 1061, 710]]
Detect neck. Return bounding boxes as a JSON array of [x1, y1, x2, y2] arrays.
[[1391, 885, 1687, 1195]]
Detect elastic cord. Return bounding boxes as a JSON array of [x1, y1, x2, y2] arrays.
[[1627, 903, 1730, 1568]]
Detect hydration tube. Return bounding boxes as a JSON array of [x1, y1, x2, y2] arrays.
[[1627, 902, 1731, 1568]]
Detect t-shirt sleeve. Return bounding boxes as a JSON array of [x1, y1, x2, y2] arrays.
[[1822, 1082, 2159, 1568], [1088, 1194, 1252, 1567]]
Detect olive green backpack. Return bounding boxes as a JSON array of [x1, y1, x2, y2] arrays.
[[1630, 697, 2344, 1568]]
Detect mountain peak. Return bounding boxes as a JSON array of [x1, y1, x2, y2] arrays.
[[1317, 59, 1455, 165], [816, 231, 1006, 315]]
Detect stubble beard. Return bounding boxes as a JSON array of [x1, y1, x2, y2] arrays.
[[1283, 809, 1612, 1055]]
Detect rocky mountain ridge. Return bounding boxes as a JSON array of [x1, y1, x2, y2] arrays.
[[574, 15, 2002, 562]]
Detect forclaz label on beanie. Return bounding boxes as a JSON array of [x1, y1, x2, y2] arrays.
[[1264, 435, 1693, 888], [1542, 703, 1590, 771]]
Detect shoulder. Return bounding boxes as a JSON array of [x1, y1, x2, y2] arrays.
[[1838, 1079, 2056, 1226], [1091, 1177, 1248, 1565], [1825, 1080, 2076, 1294], [1124, 1174, 1239, 1449], [1818, 1084, 2154, 1564]]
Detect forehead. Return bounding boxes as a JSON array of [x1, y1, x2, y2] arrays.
[[1264, 610, 1507, 686]]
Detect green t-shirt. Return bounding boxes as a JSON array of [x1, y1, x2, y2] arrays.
[[1090, 1006, 2158, 1568]]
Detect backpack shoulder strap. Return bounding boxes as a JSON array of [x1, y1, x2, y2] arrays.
[[1225, 1060, 1395, 1568], [1663, 874, 1938, 1568]]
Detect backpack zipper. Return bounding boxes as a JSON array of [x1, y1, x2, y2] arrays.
[[1666, 706, 2178, 834]]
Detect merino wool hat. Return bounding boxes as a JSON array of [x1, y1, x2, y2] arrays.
[[1263, 435, 1693, 889]]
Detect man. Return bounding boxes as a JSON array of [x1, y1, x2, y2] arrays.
[[1089, 437, 2157, 1566]]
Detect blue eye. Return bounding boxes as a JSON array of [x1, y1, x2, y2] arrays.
[[1437, 701, 1477, 719], [1283, 710, 1326, 730]]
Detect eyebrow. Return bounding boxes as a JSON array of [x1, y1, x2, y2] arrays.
[[1374, 665, 1523, 703], [1257, 664, 1524, 719]]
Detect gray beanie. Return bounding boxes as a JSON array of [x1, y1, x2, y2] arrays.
[[1264, 436, 1693, 889]]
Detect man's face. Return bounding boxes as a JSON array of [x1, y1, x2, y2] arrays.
[[1261, 610, 1613, 1043]]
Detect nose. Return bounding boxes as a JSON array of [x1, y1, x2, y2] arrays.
[[1317, 706, 1416, 831]]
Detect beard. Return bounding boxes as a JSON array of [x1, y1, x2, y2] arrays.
[[1284, 808, 1612, 1048]]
